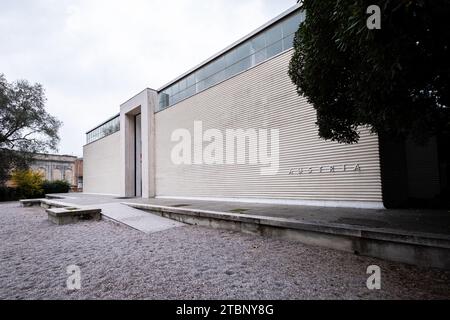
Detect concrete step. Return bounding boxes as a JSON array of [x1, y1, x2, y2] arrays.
[[21, 198, 101, 225], [46, 207, 101, 225], [20, 198, 80, 209], [20, 197, 183, 233], [123, 201, 450, 270], [19, 199, 45, 207]]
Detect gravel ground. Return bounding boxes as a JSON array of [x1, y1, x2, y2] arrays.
[[0, 202, 449, 300]]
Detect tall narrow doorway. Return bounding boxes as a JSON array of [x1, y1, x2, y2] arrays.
[[135, 114, 142, 197]]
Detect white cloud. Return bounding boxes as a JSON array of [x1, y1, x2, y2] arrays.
[[0, 0, 296, 156]]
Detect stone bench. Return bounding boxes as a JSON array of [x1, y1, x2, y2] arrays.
[[20, 199, 45, 207], [40, 200, 69, 209], [46, 207, 102, 225], [20, 198, 72, 209]]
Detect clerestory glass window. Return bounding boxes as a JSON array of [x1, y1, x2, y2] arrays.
[[86, 115, 120, 144], [157, 10, 304, 111]]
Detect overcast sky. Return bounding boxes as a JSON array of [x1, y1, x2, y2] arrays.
[[0, 0, 296, 157]]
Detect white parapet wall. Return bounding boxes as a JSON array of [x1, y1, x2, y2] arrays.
[[83, 131, 121, 196]]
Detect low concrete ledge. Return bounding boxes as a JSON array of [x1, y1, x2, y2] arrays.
[[40, 199, 74, 209], [20, 199, 46, 207], [20, 198, 102, 225], [46, 207, 101, 225], [20, 198, 78, 209], [123, 202, 450, 270], [45, 195, 64, 200]]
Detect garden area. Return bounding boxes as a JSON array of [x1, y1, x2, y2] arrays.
[[0, 169, 71, 202]]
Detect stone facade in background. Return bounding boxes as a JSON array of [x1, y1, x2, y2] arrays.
[[30, 154, 83, 191]]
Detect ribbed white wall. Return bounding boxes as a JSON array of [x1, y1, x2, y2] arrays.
[[83, 132, 121, 195], [155, 50, 383, 207]]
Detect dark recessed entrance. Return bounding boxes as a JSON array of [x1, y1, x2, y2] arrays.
[[379, 134, 449, 209], [135, 113, 142, 197]]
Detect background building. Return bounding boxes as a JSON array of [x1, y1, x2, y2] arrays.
[[73, 158, 83, 191], [30, 154, 83, 191]]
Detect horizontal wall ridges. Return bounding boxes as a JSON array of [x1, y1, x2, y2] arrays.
[[154, 51, 382, 203], [83, 131, 121, 195]]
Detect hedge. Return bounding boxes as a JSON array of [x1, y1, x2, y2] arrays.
[[42, 180, 71, 194], [0, 180, 71, 202]]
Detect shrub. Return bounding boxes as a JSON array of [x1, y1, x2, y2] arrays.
[[42, 180, 71, 194], [0, 170, 71, 202], [11, 169, 44, 199]]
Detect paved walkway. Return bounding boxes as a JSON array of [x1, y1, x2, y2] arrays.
[[131, 199, 450, 236], [48, 193, 450, 236], [46, 195, 184, 234], [97, 203, 184, 234]]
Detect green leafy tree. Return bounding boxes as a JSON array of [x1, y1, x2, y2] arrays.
[[0, 74, 61, 183], [289, 0, 450, 144]]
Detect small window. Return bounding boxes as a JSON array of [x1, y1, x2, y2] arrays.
[[159, 92, 169, 109], [203, 76, 214, 89], [251, 33, 266, 53], [226, 56, 252, 78], [282, 12, 302, 37], [186, 73, 196, 87], [210, 69, 226, 86], [282, 33, 295, 51], [253, 48, 266, 65], [185, 84, 196, 98], [197, 79, 206, 92], [171, 82, 179, 96], [225, 61, 240, 79], [266, 39, 283, 58], [265, 24, 282, 46], [210, 56, 225, 75], [179, 78, 187, 91], [225, 49, 238, 67], [196, 65, 208, 82], [172, 92, 180, 105], [178, 89, 187, 101], [235, 42, 251, 62], [202, 64, 213, 79]]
